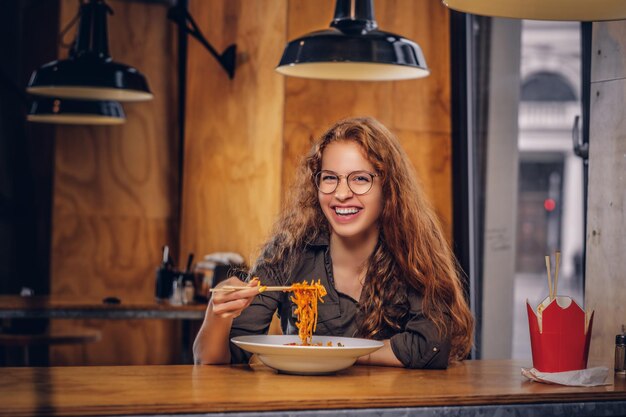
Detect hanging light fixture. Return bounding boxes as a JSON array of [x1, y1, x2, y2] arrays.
[[26, 97, 125, 125], [27, 0, 152, 101], [443, 0, 626, 21], [276, 0, 428, 81]]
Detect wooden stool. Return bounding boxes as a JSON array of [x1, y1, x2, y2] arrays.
[[0, 328, 101, 366]]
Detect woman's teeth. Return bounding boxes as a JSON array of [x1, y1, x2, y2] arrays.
[[335, 207, 359, 215]]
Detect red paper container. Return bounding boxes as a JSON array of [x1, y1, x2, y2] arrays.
[[526, 296, 594, 373]]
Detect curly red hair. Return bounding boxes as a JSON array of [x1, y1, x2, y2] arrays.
[[258, 117, 474, 361]]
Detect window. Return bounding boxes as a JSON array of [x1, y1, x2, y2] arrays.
[[451, 15, 588, 360]]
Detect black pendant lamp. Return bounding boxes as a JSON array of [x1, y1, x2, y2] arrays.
[[27, 0, 152, 101], [27, 97, 125, 125], [276, 0, 429, 81]]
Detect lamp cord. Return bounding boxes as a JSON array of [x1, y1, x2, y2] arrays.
[[57, 0, 114, 53], [57, 4, 81, 49]]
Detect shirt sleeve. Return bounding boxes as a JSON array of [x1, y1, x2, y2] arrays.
[[228, 261, 282, 364], [389, 294, 451, 369]]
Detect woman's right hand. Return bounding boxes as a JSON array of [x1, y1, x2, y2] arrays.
[[209, 276, 261, 319], [194, 276, 261, 364]]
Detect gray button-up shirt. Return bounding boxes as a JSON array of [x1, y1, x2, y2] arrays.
[[230, 235, 451, 369]]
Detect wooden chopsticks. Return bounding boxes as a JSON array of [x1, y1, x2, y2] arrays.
[[209, 285, 293, 293], [545, 251, 561, 301]]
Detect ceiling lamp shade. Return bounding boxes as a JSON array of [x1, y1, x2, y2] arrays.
[[276, 0, 429, 81], [443, 0, 626, 21], [27, 0, 152, 101], [27, 98, 125, 125]]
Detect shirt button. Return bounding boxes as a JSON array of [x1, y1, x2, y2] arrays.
[[433, 347, 439, 352]]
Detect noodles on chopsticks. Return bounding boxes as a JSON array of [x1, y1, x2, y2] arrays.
[[290, 279, 327, 345]]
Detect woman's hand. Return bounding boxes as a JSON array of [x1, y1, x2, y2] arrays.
[[209, 276, 261, 319], [193, 276, 261, 364]]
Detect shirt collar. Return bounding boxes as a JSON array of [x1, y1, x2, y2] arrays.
[[306, 231, 330, 248]]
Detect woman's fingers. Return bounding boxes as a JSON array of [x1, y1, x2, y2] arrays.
[[212, 297, 254, 318], [213, 286, 259, 302], [212, 298, 247, 314], [210, 277, 261, 318]]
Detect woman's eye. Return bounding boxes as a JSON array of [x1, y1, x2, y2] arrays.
[[322, 175, 338, 183], [351, 175, 371, 184]]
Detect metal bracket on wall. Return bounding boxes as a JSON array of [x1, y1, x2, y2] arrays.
[[167, 1, 237, 79]]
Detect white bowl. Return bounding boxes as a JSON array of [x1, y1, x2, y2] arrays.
[[231, 335, 384, 375]]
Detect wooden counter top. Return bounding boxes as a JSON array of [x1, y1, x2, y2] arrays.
[[1, 360, 625, 417]]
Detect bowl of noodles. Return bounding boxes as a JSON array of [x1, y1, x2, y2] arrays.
[[232, 279, 383, 374], [231, 334, 384, 375]]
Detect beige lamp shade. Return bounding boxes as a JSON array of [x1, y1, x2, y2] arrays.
[[443, 0, 626, 21], [276, 62, 429, 82]]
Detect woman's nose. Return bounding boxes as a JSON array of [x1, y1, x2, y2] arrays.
[[334, 179, 353, 200]]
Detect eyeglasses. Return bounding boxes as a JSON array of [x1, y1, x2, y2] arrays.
[[314, 170, 379, 195]]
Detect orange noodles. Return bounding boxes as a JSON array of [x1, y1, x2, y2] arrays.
[[290, 280, 327, 345]]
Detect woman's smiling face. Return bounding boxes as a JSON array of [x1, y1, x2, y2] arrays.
[[318, 140, 383, 241]]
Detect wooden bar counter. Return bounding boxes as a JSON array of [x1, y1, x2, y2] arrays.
[[1, 360, 625, 417]]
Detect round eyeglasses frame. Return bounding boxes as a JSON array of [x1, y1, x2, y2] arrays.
[[314, 170, 379, 195]]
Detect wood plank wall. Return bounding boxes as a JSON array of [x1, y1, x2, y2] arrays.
[[179, 0, 286, 264], [585, 21, 626, 366], [49, 0, 179, 365], [181, 0, 452, 271]]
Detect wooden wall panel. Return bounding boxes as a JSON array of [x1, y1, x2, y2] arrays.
[[179, 0, 286, 264], [49, 0, 179, 365], [585, 21, 626, 366], [283, 0, 452, 238]]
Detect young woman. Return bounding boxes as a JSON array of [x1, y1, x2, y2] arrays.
[[193, 117, 474, 369]]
